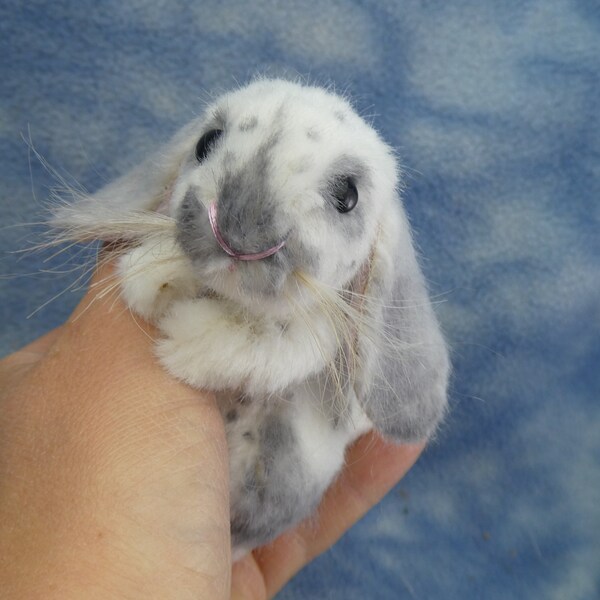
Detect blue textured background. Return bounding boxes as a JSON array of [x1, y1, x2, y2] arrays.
[[1, 1, 599, 598]]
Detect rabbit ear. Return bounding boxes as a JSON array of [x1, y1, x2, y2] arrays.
[[49, 119, 201, 240], [353, 202, 450, 443]]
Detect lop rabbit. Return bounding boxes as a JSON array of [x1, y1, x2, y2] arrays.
[[51, 78, 450, 558]]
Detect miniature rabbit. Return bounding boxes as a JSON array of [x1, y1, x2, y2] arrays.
[[51, 78, 450, 558]]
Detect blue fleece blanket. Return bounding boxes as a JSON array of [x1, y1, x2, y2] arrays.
[[1, 1, 599, 598]]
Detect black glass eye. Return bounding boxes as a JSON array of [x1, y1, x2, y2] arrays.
[[195, 129, 223, 163], [332, 177, 358, 213]]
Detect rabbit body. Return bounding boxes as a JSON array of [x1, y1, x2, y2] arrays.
[[52, 79, 450, 557], [118, 236, 372, 556]]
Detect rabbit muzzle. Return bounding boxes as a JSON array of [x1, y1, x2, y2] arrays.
[[208, 201, 286, 261]]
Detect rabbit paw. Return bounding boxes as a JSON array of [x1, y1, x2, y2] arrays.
[[118, 239, 196, 321], [155, 297, 337, 394]]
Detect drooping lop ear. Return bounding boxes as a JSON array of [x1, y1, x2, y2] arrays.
[[354, 200, 450, 443], [49, 119, 201, 240]]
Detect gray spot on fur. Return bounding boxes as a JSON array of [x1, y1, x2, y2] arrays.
[[239, 116, 258, 131], [263, 130, 283, 153], [306, 127, 321, 141], [334, 110, 346, 122]]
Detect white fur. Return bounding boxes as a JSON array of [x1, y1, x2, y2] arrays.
[[117, 237, 197, 319], [155, 296, 339, 395], [291, 382, 373, 490]]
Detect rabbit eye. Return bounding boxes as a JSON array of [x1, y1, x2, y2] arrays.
[[195, 129, 223, 163], [332, 176, 358, 213]]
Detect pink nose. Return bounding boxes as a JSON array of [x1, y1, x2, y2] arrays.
[[208, 202, 286, 261]]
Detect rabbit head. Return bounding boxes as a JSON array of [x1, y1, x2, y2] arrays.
[[165, 80, 399, 316]]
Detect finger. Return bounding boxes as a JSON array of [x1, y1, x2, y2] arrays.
[[231, 433, 424, 599], [230, 554, 267, 600]]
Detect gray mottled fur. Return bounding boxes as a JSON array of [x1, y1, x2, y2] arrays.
[[239, 115, 259, 132], [219, 393, 322, 549]]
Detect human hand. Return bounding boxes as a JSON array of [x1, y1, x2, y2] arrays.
[[0, 261, 423, 599]]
